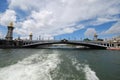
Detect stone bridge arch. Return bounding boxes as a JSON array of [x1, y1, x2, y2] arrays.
[[22, 40, 107, 49]]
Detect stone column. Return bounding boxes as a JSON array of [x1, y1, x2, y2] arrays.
[[29, 33, 33, 40], [5, 22, 14, 41]]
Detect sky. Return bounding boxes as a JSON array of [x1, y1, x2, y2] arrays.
[[0, 0, 120, 40]]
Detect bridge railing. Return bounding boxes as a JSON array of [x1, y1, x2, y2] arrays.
[[22, 40, 115, 48]]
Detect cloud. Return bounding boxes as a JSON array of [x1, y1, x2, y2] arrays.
[[2, 0, 120, 39], [0, 32, 4, 39], [8, 0, 43, 11], [104, 21, 120, 34], [87, 17, 120, 26], [84, 28, 96, 37], [0, 9, 16, 26], [14, 10, 85, 38]]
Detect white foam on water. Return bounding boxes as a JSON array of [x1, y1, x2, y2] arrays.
[[71, 58, 82, 70], [84, 65, 99, 80], [71, 58, 99, 80], [0, 52, 61, 80]]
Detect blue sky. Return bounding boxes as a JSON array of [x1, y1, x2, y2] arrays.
[[0, 0, 120, 40]]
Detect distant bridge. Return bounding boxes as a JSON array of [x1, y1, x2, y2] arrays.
[[22, 39, 107, 49]]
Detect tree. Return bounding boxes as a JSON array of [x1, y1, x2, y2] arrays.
[[83, 38, 91, 41], [97, 38, 104, 41]]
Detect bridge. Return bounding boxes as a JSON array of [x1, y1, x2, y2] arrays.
[[22, 39, 107, 49], [1, 22, 118, 49]]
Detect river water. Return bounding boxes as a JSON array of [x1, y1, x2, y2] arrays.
[[0, 49, 120, 80]]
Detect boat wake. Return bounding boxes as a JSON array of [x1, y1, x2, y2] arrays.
[[0, 51, 61, 80], [71, 58, 99, 80], [0, 50, 99, 80]]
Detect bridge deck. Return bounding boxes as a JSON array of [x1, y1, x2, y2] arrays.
[[22, 40, 107, 49]]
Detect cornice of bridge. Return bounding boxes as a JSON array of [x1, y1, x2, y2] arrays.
[[23, 40, 91, 43], [22, 40, 117, 45]]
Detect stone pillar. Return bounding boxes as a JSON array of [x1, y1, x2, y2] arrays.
[[94, 33, 98, 41], [5, 22, 14, 41], [29, 33, 33, 40]]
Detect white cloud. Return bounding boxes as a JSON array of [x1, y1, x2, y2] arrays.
[[0, 32, 4, 39], [62, 27, 76, 33], [0, 32, 2, 37], [3, 0, 120, 39], [104, 21, 120, 34], [0, 9, 16, 26], [8, 0, 43, 11], [84, 28, 96, 37], [40, 34, 54, 40], [89, 17, 119, 26]]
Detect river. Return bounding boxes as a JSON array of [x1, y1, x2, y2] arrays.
[[0, 49, 120, 80]]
